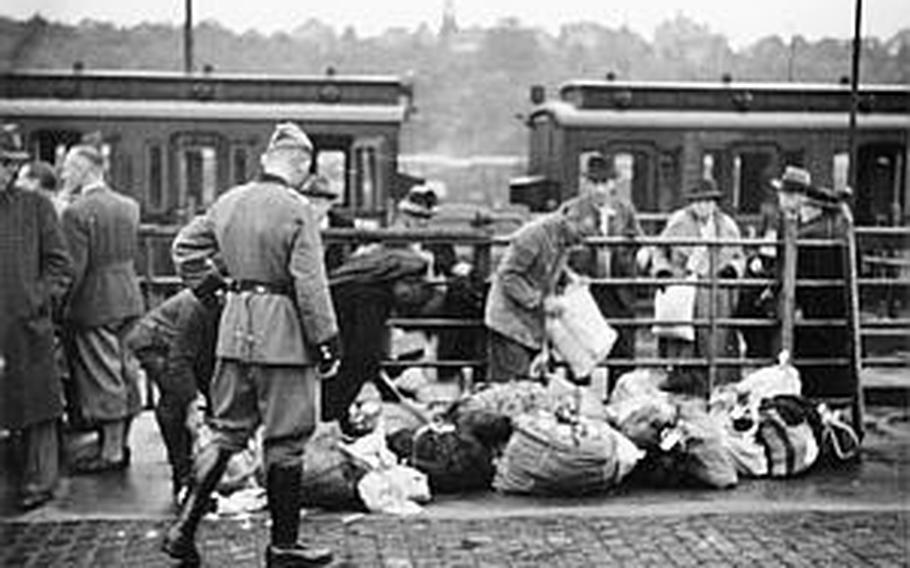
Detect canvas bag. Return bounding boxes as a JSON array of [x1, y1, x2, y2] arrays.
[[545, 281, 618, 377], [651, 278, 697, 342]]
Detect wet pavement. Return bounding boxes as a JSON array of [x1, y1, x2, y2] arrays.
[[1, 404, 908, 566]]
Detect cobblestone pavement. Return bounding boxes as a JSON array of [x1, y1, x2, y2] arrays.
[[1, 510, 907, 567]]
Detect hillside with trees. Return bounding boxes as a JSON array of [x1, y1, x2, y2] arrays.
[[1, 14, 908, 157]]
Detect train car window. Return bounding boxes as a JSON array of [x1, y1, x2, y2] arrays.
[[148, 144, 164, 212], [180, 147, 217, 213], [29, 129, 82, 166], [783, 150, 805, 168], [857, 144, 905, 225], [353, 141, 380, 213], [833, 152, 850, 195], [231, 147, 248, 186], [316, 150, 346, 204], [731, 149, 776, 214]]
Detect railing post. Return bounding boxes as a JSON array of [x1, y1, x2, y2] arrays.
[[841, 206, 865, 438], [779, 213, 798, 355], [707, 239, 718, 395]]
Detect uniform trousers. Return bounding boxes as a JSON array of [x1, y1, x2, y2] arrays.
[[207, 360, 319, 470]]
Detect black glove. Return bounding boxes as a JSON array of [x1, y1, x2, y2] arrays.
[[316, 336, 341, 376], [192, 272, 227, 306], [717, 265, 738, 279]]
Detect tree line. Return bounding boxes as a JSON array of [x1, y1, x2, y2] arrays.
[[2, 14, 908, 156]]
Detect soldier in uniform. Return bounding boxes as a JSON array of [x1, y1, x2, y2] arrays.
[[165, 122, 338, 567]]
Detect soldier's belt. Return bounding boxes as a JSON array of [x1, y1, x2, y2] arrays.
[[230, 280, 293, 296]]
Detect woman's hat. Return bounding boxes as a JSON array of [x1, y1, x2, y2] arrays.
[[398, 184, 438, 218], [686, 178, 723, 201], [777, 166, 812, 193]]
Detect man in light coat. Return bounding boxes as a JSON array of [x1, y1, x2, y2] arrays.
[[61, 142, 145, 473], [651, 179, 745, 395], [165, 122, 338, 567], [0, 124, 72, 510]]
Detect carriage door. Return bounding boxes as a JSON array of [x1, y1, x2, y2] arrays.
[[856, 143, 905, 225]]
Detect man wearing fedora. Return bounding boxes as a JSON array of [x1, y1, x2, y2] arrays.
[[563, 153, 644, 393], [774, 166, 853, 399], [168, 122, 337, 567], [0, 124, 73, 510], [651, 178, 745, 395]]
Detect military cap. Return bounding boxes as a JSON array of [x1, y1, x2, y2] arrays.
[[686, 178, 723, 201], [584, 154, 617, 182]]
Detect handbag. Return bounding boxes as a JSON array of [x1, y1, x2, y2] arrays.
[[651, 277, 697, 342]]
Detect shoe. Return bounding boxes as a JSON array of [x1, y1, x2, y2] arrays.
[[18, 491, 53, 511], [71, 455, 129, 474], [266, 543, 333, 567], [162, 448, 230, 564], [265, 464, 333, 567]]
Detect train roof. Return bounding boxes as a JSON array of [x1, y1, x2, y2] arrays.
[[529, 101, 910, 130], [553, 79, 910, 114], [1, 68, 414, 111]]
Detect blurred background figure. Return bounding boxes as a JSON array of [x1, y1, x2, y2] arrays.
[[0, 124, 73, 510], [651, 178, 745, 396], [15, 160, 68, 216]]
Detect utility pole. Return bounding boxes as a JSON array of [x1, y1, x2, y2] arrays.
[[184, 0, 194, 73], [847, 0, 862, 193]]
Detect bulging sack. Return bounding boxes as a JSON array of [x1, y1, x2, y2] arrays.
[[545, 282, 617, 377], [651, 282, 696, 342]]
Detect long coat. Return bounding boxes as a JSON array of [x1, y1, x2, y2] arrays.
[[651, 205, 745, 390], [0, 188, 72, 429], [485, 214, 573, 350], [172, 178, 338, 365], [61, 184, 144, 328]]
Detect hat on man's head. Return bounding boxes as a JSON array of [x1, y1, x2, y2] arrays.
[[0, 124, 30, 162], [778, 165, 812, 194], [686, 178, 723, 201], [266, 122, 313, 154], [299, 173, 341, 201], [584, 154, 616, 182], [398, 184, 438, 218]]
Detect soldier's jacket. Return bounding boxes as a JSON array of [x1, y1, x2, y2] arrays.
[[172, 179, 337, 366], [61, 184, 144, 327]]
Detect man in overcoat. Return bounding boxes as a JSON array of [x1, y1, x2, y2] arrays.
[[0, 124, 73, 510], [60, 143, 145, 472], [651, 179, 745, 395], [165, 122, 338, 567], [563, 154, 644, 392], [484, 203, 598, 382]]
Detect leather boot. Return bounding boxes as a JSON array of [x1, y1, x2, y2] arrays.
[[265, 464, 333, 568], [161, 446, 231, 565]]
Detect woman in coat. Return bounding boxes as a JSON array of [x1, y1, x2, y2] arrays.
[[651, 179, 745, 396]]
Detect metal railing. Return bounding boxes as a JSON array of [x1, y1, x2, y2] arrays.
[[136, 216, 908, 433]]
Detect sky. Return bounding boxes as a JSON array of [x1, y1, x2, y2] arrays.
[[2, 0, 908, 48]]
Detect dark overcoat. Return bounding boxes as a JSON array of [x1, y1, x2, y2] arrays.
[[0, 188, 72, 429]]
